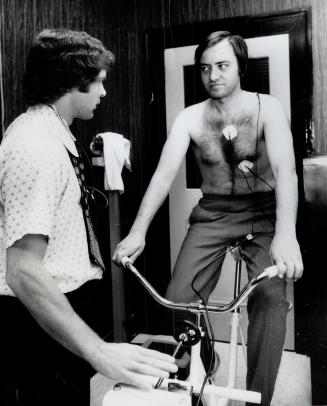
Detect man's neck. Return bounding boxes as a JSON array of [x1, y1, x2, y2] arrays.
[[210, 88, 245, 116], [52, 94, 74, 126]]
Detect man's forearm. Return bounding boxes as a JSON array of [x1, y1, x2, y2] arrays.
[[274, 170, 298, 236], [6, 252, 179, 387], [130, 173, 172, 235], [7, 255, 102, 361]]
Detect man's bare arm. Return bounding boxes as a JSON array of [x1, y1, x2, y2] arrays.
[[6, 234, 177, 389], [263, 95, 303, 279], [113, 111, 191, 263]]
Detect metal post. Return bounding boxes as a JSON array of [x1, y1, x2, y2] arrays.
[[108, 191, 127, 342]]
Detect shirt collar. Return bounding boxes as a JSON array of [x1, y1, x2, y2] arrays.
[[46, 104, 78, 157]]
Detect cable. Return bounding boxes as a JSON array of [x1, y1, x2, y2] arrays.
[[190, 238, 249, 301], [190, 276, 214, 406], [76, 140, 109, 210], [190, 250, 224, 406], [195, 304, 215, 406], [187, 95, 276, 404], [246, 167, 274, 191], [86, 186, 109, 209], [224, 94, 275, 230], [48, 105, 109, 210], [190, 236, 251, 406]]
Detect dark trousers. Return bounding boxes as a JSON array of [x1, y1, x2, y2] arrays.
[[0, 278, 111, 406], [166, 193, 288, 406]]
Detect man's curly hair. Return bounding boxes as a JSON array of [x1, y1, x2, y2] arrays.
[[23, 29, 115, 106]]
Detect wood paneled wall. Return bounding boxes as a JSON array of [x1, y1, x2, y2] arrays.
[[0, 0, 123, 339], [112, 0, 327, 157], [1, 0, 326, 337], [0, 0, 120, 137], [82, 0, 327, 237], [107, 0, 327, 301], [1, 0, 326, 191]]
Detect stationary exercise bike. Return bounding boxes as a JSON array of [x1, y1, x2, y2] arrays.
[[103, 254, 279, 406]]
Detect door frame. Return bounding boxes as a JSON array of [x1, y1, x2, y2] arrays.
[[142, 8, 312, 351]]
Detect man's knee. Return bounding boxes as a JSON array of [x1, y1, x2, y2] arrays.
[[165, 279, 196, 303], [248, 279, 288, 315]]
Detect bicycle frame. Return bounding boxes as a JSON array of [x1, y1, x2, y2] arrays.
[[103, 258, 278, 406]]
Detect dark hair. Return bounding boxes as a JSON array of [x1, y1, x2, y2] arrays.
[[23, 29, 115, 106], [194, 31, 248, 76]]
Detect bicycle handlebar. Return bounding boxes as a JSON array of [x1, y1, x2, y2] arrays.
[[121, 256, 278, 314]]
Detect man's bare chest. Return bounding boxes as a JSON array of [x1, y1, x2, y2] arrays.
[[193, 113, 261, 166]]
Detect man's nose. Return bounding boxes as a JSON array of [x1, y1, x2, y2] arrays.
[[100, 83, 106, 98], [209, 66, 220, 81]]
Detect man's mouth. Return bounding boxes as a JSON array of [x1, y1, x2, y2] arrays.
[[210, 83, 224, 88]]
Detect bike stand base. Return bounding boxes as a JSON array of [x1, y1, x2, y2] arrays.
[[103, 383, 192, 406], [102, 379, 261, 406]]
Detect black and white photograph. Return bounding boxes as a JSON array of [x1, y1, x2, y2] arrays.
[[0, 1, 326, 406]]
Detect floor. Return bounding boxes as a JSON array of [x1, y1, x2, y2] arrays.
[[213, 341, 312, 406]]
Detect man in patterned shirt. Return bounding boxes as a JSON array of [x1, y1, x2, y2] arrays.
[[0, 29, 177, 406]]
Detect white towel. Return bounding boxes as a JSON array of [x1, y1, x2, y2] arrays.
[[93, 132, 131, 193]]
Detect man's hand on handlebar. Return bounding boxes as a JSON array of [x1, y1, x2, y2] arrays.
[[89, 342, 178, 390], [270, 233, 303, 280], [112, 231, 146, 265]]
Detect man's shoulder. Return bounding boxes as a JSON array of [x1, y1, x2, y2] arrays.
[[5, 107, 60, 142], [170, 101, 208, 137], [184, 99, 208, 114], [176, 100, 208, 124], [255, 92, 283, 110], [256, 93, 286, 121], [6, 107, 54, 134], [241, 90, 276, 105], [240, 92, 285, 121], [2, 111, 64, 164]]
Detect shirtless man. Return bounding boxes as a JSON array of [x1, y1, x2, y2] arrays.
[[114, 31, 303, 405]]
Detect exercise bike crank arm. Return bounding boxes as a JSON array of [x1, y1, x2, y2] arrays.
[[121, 257, 278, 315]]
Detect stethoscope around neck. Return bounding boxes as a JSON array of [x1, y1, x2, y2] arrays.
[[84, 185, 109, 209], [48, 104, 109, 210], [75, 143, 109, 210]]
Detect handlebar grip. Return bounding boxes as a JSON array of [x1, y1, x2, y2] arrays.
[[121, 256, 132, 268], [261, 265, 279, 279]]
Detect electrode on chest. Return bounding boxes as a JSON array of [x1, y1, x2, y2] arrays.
[[222, 125, 238, 140]]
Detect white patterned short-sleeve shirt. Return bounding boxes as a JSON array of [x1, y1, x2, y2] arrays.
[[0, 104, 103, 296]]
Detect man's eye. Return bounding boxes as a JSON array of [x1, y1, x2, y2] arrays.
[[201, 66, 210, 72], [219, 63, 229, 70]]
